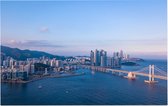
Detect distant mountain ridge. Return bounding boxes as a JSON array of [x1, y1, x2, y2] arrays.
[[1, 45, 65, 60]]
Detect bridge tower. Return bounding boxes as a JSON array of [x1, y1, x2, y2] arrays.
[[151, 65, 155, 81], [144, 65, 158, 83]]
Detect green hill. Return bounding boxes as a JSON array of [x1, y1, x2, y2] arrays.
[[1, 45, 65, 60]]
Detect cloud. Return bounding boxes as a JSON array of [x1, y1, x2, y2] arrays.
[[2, 40, 64, 48], [40, 27, 49, 32]]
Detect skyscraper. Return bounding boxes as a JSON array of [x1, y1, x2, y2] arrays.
[[90, 50, 94, 66], [100, 50, 107, 67], [91, 49, 107, 67], [120, 50, 124, 58], [30, 64, 35, 74], [94, 49, 99, 66], [107, 57, 112, 67]]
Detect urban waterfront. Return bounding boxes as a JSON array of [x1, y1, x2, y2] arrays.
[[1, 59, 167, 105], [1, 0, 167, 105]]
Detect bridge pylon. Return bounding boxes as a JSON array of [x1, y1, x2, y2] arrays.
[[144, 65, 158, 83]]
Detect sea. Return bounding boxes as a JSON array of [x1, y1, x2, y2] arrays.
[[1, 59, 167, 105]]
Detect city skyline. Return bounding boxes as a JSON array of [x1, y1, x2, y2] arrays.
[[1, 0, 167, 59]]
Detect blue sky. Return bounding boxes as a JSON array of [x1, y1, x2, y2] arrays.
[[1, 0, 167, 59]]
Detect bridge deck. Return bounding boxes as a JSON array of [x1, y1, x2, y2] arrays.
[[107, 69, 167, 80], [78, 65, 167, 80]]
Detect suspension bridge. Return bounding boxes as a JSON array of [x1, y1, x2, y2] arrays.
[[79, 65, 167, 83]]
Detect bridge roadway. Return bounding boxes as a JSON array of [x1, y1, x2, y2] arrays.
[[78, 65, 167, 80], [108, 69, 167, 80]]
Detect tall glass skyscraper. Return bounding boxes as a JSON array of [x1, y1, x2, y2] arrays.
[[90, 49, 107, 67]]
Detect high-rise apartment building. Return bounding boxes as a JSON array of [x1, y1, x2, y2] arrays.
[[120, 50, 124, 58], [90, 50, 94, 66], [56, 60, 63, 67], [100, 50, 107, 67], [90, 49, 107, 67], [30, 64, 35, 74], [94, 49, 99, 66]]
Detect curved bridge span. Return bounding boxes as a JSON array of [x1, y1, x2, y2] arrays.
[[107, 69, 167, 80], [78, 65, 167, 81]]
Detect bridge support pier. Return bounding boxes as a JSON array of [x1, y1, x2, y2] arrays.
[[124, 72, 136, 79]]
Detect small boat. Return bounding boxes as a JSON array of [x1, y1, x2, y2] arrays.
[[38, 85, 42, 89], [91, 71, 95, 75]]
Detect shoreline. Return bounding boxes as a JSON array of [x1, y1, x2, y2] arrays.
[[1, 72, 85, 84]]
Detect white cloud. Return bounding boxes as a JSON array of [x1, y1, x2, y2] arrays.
[[40, 26, 49, 32], [2, 40, 64, 48]]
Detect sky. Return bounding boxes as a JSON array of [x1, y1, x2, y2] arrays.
[[1, 0, 167, 59]]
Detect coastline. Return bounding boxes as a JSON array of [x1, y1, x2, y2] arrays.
[[1, 72, 85, 84]]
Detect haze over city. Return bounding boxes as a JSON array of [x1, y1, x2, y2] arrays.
[[1, 0, 167, 59]]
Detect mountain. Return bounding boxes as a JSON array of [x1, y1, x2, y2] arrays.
[[1, 45, 65, 60]]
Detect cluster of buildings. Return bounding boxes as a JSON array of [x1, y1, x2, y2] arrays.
[[90, 49, 130, 68], [65, 56, 90, 65], [0, 56, 67, 81], [1, 57, 34, 81], [1, 54, 94, 82], [1, 49, 131, 81]]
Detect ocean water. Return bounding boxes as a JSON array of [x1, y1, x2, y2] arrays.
[[1, 60, 167, 105]]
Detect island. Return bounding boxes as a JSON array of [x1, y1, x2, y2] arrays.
[[121, 61, 139, 66]]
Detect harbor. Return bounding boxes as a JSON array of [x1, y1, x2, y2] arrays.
[[1, 71, 85, 84]]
